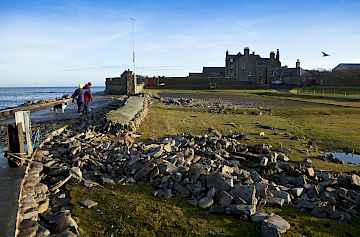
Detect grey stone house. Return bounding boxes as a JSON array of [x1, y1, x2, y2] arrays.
[[225, 47, 281, 84]]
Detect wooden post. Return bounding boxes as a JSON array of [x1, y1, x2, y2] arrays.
[[7, 123, 25, 167], [15, 111, 33, 156], [23, 112, 33, 156]]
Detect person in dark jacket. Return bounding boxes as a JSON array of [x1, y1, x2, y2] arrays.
[[82, 82, 93, 114], [71, 83, 84, 113]]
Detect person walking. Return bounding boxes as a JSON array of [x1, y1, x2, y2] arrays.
[[82, 82, 93, 114], [71, 83, 84, 113]]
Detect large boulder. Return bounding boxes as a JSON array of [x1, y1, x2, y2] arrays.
[[230, 184, 257, 205], [217, 191, 233, 207], [205, 174, 231, 192], [198, 197, 214, 209], [351, 174, 360, 188], [261, 214, 290, 237], [225, 204, 256, 216]]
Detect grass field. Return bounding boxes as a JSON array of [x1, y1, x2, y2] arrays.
[[70, 184, 360, 237], [70, 89, 360, 237]]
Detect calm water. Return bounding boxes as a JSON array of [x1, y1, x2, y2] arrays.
[[331, 152, 360, 165], [0, 87, 105, 110]]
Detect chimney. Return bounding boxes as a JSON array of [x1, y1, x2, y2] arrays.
[[276, 49, 280, 61], [296, 59, 300, 68], [270, 51, 275, 60], [244, 47, 250, 56]]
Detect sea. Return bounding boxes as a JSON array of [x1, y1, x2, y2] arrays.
[[0, 87, 105, 110]]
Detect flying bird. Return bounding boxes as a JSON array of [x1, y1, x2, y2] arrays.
[[321, 51, 330, 57]]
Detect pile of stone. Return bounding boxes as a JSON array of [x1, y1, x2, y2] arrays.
[[162, 97, 193, 106], [17, 161, 51, 237], [34, 123, 360, 236]]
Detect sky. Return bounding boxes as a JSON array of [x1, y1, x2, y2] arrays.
[[0, 0, 360, 87]]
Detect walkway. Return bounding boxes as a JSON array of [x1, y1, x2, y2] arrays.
[[0, 167, 24, 237], [107, 96, 144, 124]]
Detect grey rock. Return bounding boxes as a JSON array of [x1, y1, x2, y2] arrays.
[[291, 187, 304, 197], [260, 157, 269, 166], [225, 204, 256, 216], [102, 177, 115, 185], [134, 162, 156, 180], [153, 189, 172, 199], [79, 199, 98, 209], [251, 211, 269, 223], [207, 187, 216, 198], [217, 191, 233, 207], [198, 197, 214, 209], [261, 214, 290, 237], [271, 191, 291, 204], [54, 230, 77, 237], [70, 167, 82, 180], [255, 183, 268, 199], [230, 184, 257, 205], [205, 174, 231, 192], [351, 174, 360, 187], [277, 153, 289, 162], [36, 225, 50, 237], [266, 197, 285, 207]]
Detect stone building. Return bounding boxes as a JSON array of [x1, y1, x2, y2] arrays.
[[105, 70, 143, 95], [272, 60, 306, 86], [225, 47, 281, 84]]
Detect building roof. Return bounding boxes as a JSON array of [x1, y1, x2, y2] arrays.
[[202, 67, 225, 74], [333, 63, 360, 71]]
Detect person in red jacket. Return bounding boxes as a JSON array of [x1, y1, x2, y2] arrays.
[[82, 82, 93, 114]]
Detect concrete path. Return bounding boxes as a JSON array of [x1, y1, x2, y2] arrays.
[[0, 167, 24, 237], [0, 95, 115, 125], [107, 96, 144, 124]]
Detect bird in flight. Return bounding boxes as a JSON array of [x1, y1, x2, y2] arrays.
[[321, 51, 330, 57]]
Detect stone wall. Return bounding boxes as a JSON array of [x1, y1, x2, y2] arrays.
[[15, 126, 67, 237], [158, 77, 270, 90], [128, 95, 149, 132]]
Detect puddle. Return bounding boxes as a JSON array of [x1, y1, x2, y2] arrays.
[[0, 145, 8, 168], [326, 152, 360, 165]]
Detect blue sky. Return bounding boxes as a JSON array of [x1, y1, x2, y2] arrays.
[[0, 0, 359, 86]]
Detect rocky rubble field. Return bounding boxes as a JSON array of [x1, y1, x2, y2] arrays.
[[21, 112, 360, 237], [161, 96, 270, 115]]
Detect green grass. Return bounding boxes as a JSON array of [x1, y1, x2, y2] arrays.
[[69, 184, 258, 237], [268, 208, 360, 237], [139, 102, 359, 172], [69, 184, 360, 237]]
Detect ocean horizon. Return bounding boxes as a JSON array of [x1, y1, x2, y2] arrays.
[[0, 86, 105, 110]]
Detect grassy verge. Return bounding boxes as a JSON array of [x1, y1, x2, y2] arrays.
[[140, 104, 360, 171], [69, 184, 360, 237], [69, 184, 258, 237]]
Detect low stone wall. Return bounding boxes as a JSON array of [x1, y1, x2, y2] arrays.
[[15, 126, 67, 237], [128, 95, 149, 132], [106, 95, 149, 132]]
